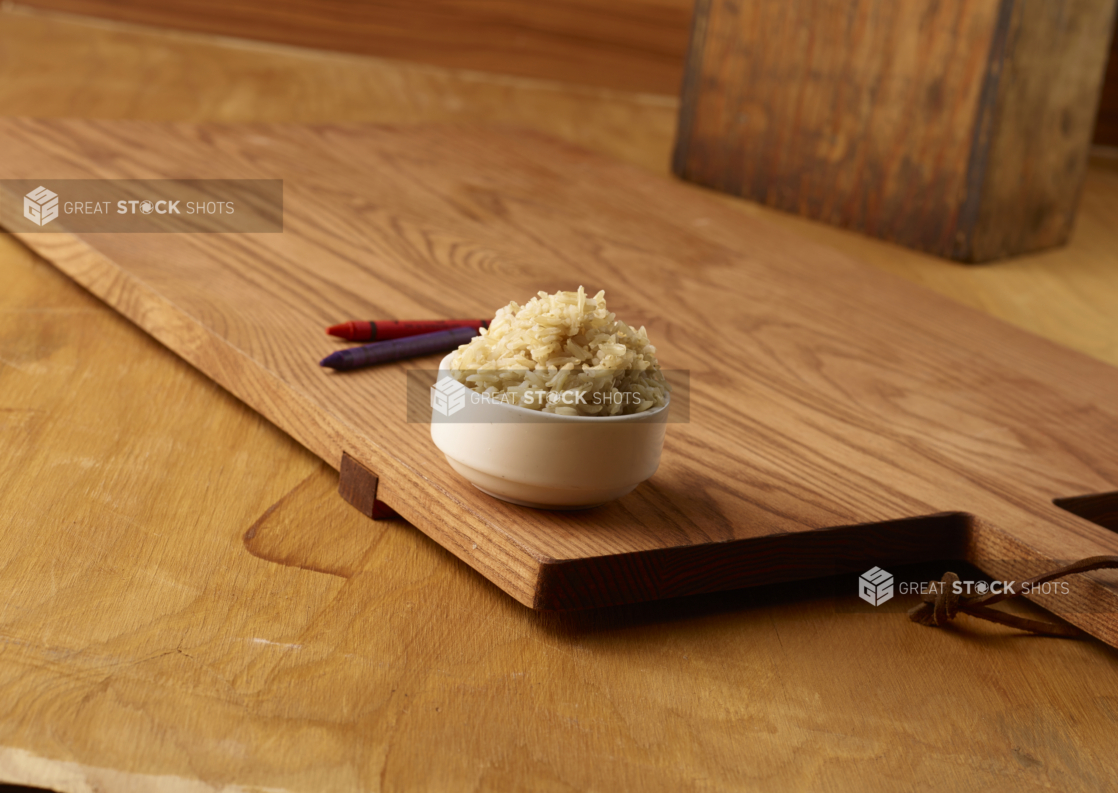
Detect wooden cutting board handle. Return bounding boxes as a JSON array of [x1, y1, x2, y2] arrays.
[[964, 495, 1118, 640]]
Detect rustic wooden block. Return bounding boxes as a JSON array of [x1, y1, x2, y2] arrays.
[[673, 0, 1118, 262]]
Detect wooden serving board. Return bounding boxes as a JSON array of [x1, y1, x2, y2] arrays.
[[2, 119, 1117, 638]]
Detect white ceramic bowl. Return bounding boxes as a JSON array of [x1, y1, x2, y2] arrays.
[[430, 352, 670, 509]]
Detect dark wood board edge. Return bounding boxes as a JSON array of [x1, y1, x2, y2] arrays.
[[1055, 490, 1118, 531], [531, 510, 1118, 647], [533, 513, 972, 610]]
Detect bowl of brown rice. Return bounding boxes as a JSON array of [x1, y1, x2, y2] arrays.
[[430, 287, 670, 509]]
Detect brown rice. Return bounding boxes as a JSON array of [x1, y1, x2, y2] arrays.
[[449, 287, 669, 416]]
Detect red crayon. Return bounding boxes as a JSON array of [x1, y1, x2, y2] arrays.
[[327, 318, 488, 342]]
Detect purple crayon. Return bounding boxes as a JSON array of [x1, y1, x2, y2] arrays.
[[319, 325, 479, 371]]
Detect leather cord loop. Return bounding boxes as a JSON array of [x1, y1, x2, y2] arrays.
[[908, 556, 1118, 638]]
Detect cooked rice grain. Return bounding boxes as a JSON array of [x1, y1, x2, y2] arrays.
[[449, 287, 669, 416]]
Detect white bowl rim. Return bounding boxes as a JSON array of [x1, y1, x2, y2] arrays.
[[436, 351, 671, 423]]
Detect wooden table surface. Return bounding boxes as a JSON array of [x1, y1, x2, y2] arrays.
[[1, 7, 1117, 792]]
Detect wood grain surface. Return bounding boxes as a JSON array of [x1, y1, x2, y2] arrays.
[[14, 0, 1118, 151], [2, 10, 1118, 792], [3, 239, 1116, 791], [1, 5, 1115, 366], [3, 118, 1118, 634], [14, 0, 695, 95], [674, 0, 1117, 261]]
